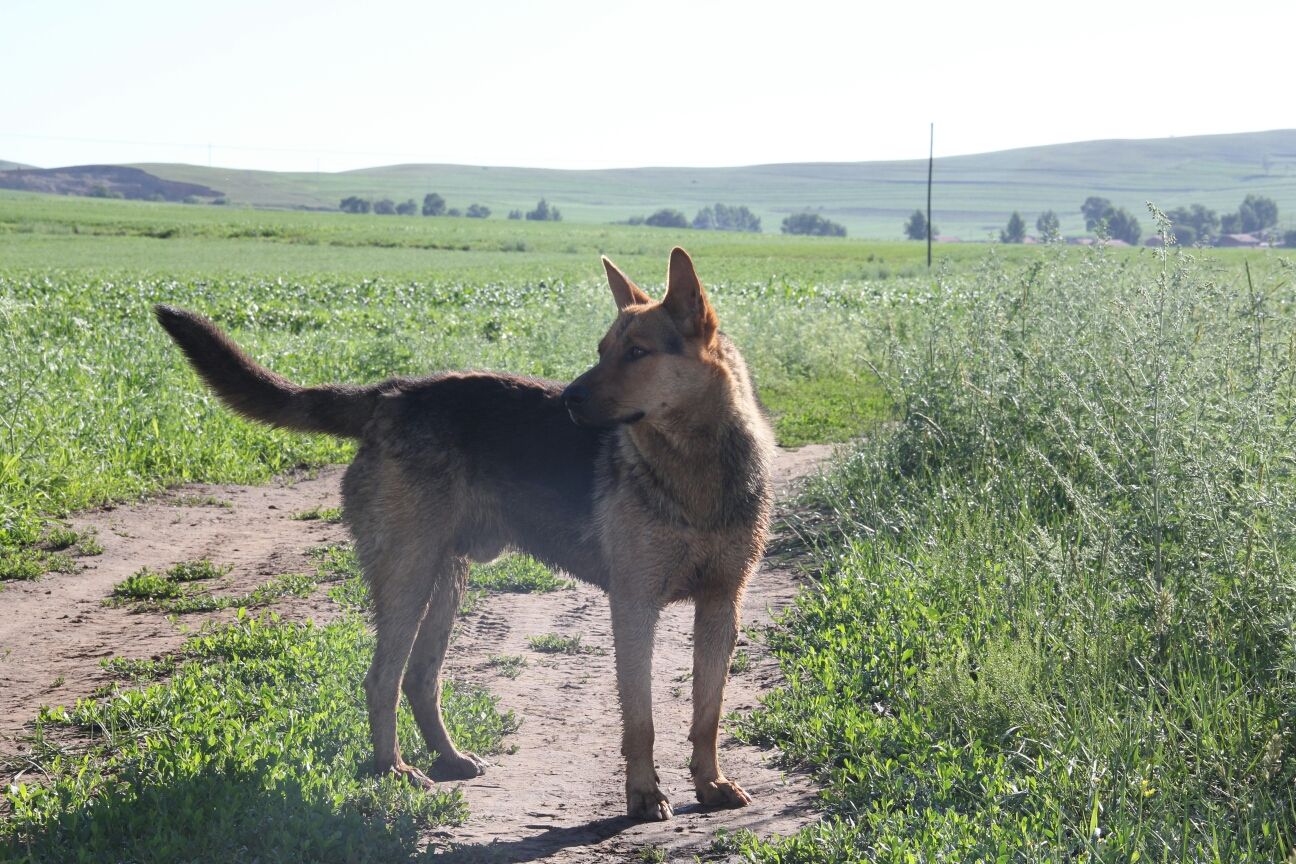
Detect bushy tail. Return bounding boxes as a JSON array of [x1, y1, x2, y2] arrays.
[[154, 305, 377, 439]]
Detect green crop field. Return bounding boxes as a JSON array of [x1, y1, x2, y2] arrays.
[[2, 190, 1295, 861], [121, 129, 1296, 238]]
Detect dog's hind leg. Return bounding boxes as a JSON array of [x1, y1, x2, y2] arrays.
[[402, 557, 488, 780], [363, 549, 439, 790], [688, 591, 752, 808], [611, 595, 671, 820]]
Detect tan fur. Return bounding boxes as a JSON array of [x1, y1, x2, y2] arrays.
[[155, 247, 774, 821]]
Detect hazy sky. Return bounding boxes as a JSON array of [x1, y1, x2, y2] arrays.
[[4, 0, 1292, 172]]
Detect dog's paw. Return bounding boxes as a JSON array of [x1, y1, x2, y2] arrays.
[[627, 786, 673, 821], [430, 750, 489, 781], [694, 778, 752, 809]]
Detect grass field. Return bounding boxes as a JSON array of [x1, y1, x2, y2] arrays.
[[122, 129, 1296, 238], [2, 191, 1295, 861]]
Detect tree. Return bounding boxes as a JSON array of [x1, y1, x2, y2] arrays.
[[395, 199, 418, 216], [525, 198, 561, 221], [903, 210, 930, 241], [692, 203, 761, 232], [422, 193, 446, 217], [446, 207, 462, 217], [782, 212, 846, 237], [1221, 212, 1242, 234], [1036, 210, 1061, 243], [1166, 204, 1219, 245], [507, 209, 522, 220], [1284, 230, 1296, 248], [1000, 211, 1026, 244], [1103, 208, 1141, 245], [373, 198, 396, 215], [339, 196, 371, 214], [1081, 196, 1113, 232], [466, 203, 491, 218], [1238, 194, 1278, 233], [645, 208, 689, 228]]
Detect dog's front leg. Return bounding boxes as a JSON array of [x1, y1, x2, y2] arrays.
[[610, 595, 670, 820], [688, 591, 752, 808]]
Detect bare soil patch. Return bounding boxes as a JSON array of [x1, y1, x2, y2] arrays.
[[0, 445, 836, 861]]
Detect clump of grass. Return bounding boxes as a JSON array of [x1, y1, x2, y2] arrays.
[[738, 235, 1296, 860], [102, 655, 178, 681], [486, 655, 527, 679], [111, 569, 184, 602], [3, 609, 517, 861], [76, 529, 104, 556], [166, 494, 232, 508], [469, 554, 571, 593], [41, 526, 79, 551], [527, 633, 602, 655], [292, 505, 343, 523], [728, 649, 751, 675], [165, 559, 230, 582], [0, 547, 45, 580]]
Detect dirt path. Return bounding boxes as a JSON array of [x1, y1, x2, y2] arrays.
[[0, 445, 834, 861]]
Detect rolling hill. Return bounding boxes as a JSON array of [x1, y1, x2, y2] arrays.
[[10, 130, 1296, 239]]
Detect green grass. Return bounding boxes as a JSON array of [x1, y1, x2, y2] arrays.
[[734, 230, 1296, 860], [2, 557, 518, 862], [526, 633, 601, 655], [0, 193, 913, 561], [122, 129, 1296, 238], [469, 554, 572, 593], [292, 504, 344, 523], [485, 655, 527, 679]]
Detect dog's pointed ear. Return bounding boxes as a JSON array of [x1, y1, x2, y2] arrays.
[[602, 256, 651, 310], [661, 247, 717, 342]]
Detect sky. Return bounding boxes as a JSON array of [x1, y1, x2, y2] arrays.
[[3, 0, 1293, 172]]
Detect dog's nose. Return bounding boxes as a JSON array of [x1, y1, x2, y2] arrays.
[[562, 384, 590, 407]]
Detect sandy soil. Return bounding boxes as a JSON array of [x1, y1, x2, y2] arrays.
[[0, 444, 835, 862]]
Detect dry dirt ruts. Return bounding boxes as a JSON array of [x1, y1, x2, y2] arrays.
[[0, 444, 835, 862]]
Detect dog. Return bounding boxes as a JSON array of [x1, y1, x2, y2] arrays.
[[154, 247, 774, 821]]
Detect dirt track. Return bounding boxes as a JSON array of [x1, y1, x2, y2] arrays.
[[0, 444, 833, 862]]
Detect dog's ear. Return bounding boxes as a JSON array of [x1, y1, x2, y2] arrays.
[[661, 247, 717, 342], [602, 256, 651, 310]]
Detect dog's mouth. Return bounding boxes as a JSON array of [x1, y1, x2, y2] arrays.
[[566, 409, 645, 428]]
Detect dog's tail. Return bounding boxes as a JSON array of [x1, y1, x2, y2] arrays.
[[154, 304, 377, 439]]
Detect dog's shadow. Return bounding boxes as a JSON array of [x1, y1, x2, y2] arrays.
[[425, 815, 637, 863]]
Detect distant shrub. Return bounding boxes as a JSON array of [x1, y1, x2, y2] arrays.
[[1036, 210, 1061, 243], [507, 209, 522, 220], [466, 203, 491, 218], [339, 196, 371, 214], [525, 198, 561, 221], [693, 203, 761, 232], [210, 197, 228, 206], [903, 210, 932, 241], [783, 212, 846, 237], [1284, 229, 1296, 248], [422, 193, 446, 217], [446, 207, 462, 217], [644, 208, 689, 228], [395, 199, 418, 216], [373, 199, 396, 215], [1000, 211, 1026, 244]]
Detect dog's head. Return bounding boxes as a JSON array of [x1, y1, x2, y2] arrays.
[[563, 247, 721, 428]]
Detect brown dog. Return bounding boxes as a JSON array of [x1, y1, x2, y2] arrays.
[[154, 247, 774, 820]]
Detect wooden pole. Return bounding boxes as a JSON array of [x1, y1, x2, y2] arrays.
[[926, 122, 934, 269]]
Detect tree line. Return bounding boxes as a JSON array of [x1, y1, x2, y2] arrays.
[[628, 203, 762, 233], [907, 194, 1285, 246], [338, 194, 563, 221]]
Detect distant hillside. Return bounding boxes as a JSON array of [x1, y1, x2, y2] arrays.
[[0, 160, 33, 171], [108, 130, 1296, 238], [0, 165, 222, 202]]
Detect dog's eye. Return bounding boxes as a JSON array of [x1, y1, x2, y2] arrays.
[[624, 346, 649, 362]]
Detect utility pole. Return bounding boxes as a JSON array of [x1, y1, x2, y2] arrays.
[[927, 123, 934, 269]]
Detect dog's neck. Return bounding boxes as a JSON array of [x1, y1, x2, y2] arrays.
[[618, 377, 772, 530]]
